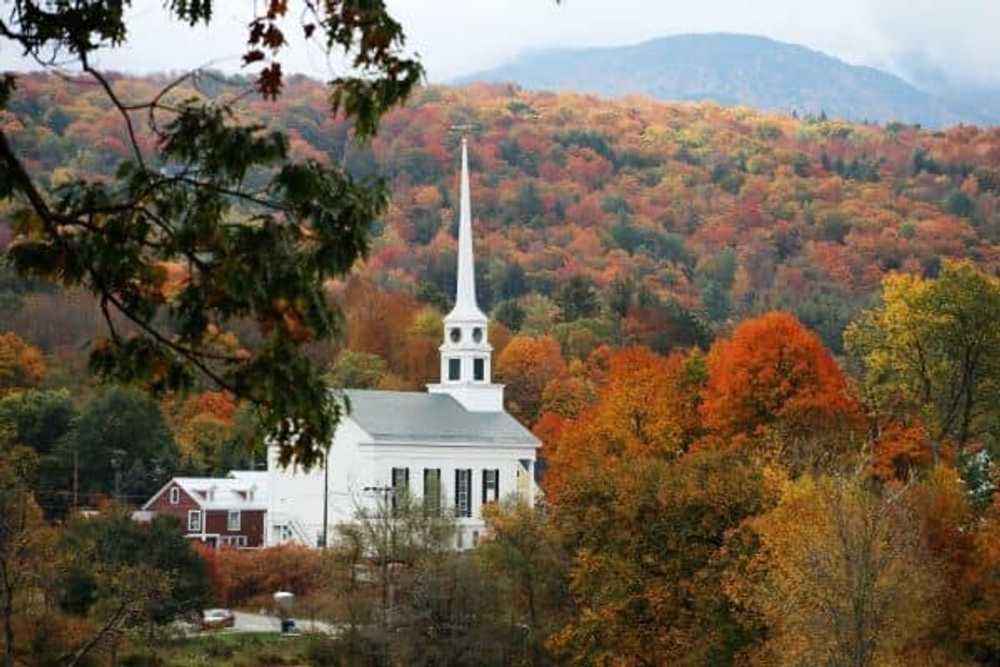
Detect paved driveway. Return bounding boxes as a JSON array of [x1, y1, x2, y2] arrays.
[[231, 610, 336, 634]]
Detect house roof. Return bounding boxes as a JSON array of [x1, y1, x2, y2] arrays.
[[341, 389, 539, 446], [143, 470, 268, 511]]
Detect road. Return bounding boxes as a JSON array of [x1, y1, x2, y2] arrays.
[[231, 610, 337, 634]]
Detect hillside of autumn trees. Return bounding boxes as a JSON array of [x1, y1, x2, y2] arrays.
[[4, 73, 1000, 370], [3, 71, 1000, 472], [4, 72, 1000, 664]]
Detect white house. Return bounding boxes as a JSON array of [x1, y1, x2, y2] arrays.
[[266, 139, 540, 549]]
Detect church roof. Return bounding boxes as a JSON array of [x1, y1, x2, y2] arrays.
[[340, 389, 539, 446]]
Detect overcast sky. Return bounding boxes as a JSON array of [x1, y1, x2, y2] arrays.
[[1, 1, 997, 92]]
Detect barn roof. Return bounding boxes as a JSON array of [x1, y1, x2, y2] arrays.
[[340, 389, 540, 447], [142, 470, 268, 511]]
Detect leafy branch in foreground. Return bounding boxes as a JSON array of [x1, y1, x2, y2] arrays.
[[0, 1, 423, 467]]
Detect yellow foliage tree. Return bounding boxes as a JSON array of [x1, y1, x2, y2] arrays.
[[746, 474, 940, 666]]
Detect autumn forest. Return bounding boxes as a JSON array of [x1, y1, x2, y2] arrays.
[[4, 68, 1000, 665]]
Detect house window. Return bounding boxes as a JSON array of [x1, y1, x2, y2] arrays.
[[392, 467, 409, 513], [482, 468, 499, 505], [423, 468, 441, 516], [473, 357, 485, 381], [188, 510, 202, 532], [448, 358, 461, 381], [169, 486, 180, 504], [228, 510, 241, 531], [455, 469, 472, 518]]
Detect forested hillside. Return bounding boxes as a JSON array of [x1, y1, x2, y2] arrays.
[[3, 72, 1000, 386], [7, 73, 1000, 665]]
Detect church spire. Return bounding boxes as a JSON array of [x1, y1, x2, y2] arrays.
[[449, 137, 486, 321], [428, 137, 503, 412]]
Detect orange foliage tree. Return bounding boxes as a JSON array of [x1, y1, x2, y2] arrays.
[[542, 347, 705, 500], [700, 312, 862, 470], [0, 332, 45, 396], [495, 335, 567, 425]]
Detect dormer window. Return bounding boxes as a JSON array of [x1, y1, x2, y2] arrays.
[[448, 358, 461, 381], [472, 327, 483, 343], [449, 327, 461, 343], [474, 357, 485, 381]]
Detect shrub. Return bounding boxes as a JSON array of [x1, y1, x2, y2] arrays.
[[202, 545, 327, 607]]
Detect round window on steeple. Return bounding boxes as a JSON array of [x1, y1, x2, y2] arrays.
[[472, 327, 483, 343], [449, 327, 462, 343]]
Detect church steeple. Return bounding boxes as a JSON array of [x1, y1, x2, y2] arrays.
[[427, 137, 504, 412], [451, 138, 486, 321]]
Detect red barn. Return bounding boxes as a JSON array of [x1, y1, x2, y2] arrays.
[[141, 471, 268, 549]]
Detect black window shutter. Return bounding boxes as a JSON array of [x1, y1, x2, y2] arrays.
[[495, 469, 500, 502], [455, 469, 460, 513], [482, 469, 487, 505], [467, 469, 473, 516]]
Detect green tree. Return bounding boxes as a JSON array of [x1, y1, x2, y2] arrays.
[[326, 350, 389, 390], [58, 508, 210, 647], [555, 275, 600, 322], [493, 299, 527, 332], [0, 389, 77, 516], [0, 389, 75, 456], [701, 279, 731, 322], [945, 190, 976, 219], [0, 1, 423, 467], [845, 261, 1000, 453], [67, 386, 177, 500]]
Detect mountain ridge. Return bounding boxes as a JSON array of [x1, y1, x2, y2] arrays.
[[456, 33, 996, 128]]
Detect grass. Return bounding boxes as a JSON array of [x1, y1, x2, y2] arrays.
[[119, 631, 328, 667]]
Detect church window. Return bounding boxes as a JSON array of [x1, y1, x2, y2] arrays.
[[448, 358, 461, 381], [423, 468, 441, 516], [449, 327, 462, 343], [188, 510, 202, 532], [169, 486, 180, 504], [472, 327, 483, 343], [473, 357, 485, 381], [482, 468, 499, 504], [228, 510, 241, 531], [455, 469, 472, 517], [392, 467, 409, 513]]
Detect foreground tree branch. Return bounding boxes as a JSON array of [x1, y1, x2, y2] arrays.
[[0, 1, 424, 467]]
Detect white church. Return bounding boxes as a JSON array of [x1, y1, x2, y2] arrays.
[[264, 139, 540, 549]]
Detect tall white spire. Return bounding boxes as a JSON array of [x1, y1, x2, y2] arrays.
[[449, 137, 486, 321], [428, 137, 503, 412]]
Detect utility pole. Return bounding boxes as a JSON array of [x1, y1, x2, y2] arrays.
[[72, 445, 79, 510], [320, 444, 331, 549]]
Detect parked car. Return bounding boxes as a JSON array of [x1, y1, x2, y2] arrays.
[[201, 608, 235, 630]]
